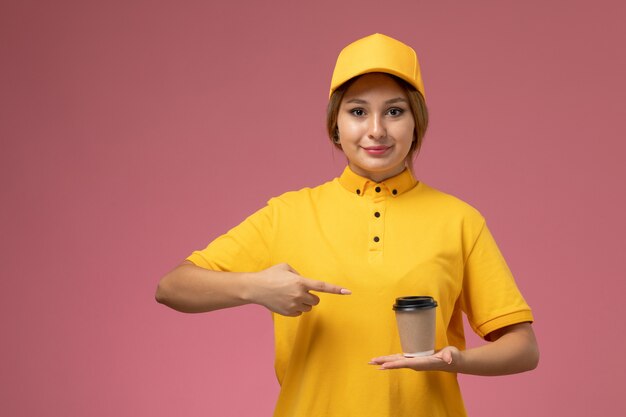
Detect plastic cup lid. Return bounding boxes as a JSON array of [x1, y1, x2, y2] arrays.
[[393, 296, 438, 311]]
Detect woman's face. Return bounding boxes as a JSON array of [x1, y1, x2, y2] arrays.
[[337, 73, 415, 183]]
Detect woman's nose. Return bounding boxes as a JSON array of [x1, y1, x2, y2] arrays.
[[367, 115, 386, 139]]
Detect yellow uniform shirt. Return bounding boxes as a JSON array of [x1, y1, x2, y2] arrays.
[[188, 167, 533, 417]]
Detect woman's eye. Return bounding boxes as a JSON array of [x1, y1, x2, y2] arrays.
[[350, 108, 365, 116], [387, 108, 404, 116]]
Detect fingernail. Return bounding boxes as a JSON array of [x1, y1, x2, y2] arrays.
[[340, 289, 352, 295]]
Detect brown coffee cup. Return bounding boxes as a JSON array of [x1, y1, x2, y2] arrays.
[[393, 296, 437, 357]]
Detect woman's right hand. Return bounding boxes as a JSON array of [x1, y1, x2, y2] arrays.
[[246, 263, 351, 317], [156, 261, 350, 315]]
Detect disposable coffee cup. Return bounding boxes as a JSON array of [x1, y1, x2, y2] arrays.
[[393, 296, 437, 357]]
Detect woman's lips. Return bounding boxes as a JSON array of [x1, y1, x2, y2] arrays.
[[363, 145, 391, 155]]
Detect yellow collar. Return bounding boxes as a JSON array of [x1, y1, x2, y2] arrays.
[[338, 166, 418, 197]]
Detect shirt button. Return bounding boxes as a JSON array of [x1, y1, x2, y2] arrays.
[[392, 189, 398, 195], [374, 211, 380, 218], [375, 186, 381, 193], [356, 189, 361, 195], [373, 236, 380, 242]]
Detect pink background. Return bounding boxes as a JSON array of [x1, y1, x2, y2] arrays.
[[2, 0, 625, 415]]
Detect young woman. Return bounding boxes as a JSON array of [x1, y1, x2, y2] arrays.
[[156, 33, 539, 417]]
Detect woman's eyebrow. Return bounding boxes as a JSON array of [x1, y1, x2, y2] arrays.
[[385, 97, 408, 104], [344, 97, 408, 105], [345, 98, 368, 104]]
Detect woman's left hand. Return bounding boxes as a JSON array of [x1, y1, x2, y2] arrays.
[[369, 323, 539, 375], [369, 346, 461, 371]]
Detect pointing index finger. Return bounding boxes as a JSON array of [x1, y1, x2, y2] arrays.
[[302, 277, 351, 295]]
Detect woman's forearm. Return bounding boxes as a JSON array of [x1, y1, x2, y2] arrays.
[[155, 262, 252, 313], [454, 322, 540, 376]]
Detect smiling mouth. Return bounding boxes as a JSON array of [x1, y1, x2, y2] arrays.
[[363, 146, 391, 155]]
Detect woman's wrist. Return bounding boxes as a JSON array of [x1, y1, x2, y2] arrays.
[[237, 271, 260, 305]]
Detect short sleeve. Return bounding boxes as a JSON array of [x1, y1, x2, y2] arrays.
[[460, 222, 534, 339], [186, 203, 274, 273]]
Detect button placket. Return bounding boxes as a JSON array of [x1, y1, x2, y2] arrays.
[[368, 190, 386, 260]]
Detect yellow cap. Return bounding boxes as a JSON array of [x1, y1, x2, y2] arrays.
[[329, 33, 425, 99]]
